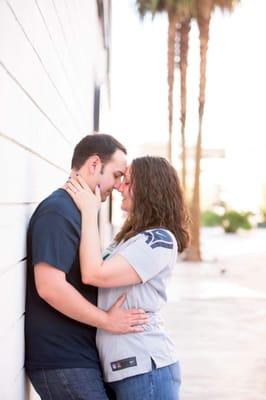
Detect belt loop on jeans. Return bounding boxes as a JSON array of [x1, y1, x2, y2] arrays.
[[151, 358, 156, 369]]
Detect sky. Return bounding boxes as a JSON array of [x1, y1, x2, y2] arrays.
[[109, 0, 266, 211]]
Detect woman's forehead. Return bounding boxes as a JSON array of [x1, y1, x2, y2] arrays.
[[125, 166, 131, 177]]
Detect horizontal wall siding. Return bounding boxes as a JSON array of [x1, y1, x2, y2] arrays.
[[0, 261, 26, 333], [0, 316, 25, 399], [1, 1, 79, 142], [1, 136, 67, 203], [0, 0, 109, 398], [0, 66, 73, 169], [0, 205, 34, 270]]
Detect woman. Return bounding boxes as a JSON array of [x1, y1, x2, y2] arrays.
[[66, 156, 190, 400]]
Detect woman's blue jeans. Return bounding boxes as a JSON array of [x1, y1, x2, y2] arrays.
[[109, 361, 181, 400]]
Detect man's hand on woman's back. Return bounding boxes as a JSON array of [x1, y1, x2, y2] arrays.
[[103, 293, 148, 334]]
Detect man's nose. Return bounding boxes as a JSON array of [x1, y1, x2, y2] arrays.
[[114, 181, 123, 191]]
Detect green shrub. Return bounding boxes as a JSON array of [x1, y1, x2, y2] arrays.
[[201, 210, 221, 227], [221, 211, 252, 233], [258, 208, 266, 228], [260, 208, 266, 222]]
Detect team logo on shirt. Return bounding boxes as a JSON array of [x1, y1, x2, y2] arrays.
[[143, 229, 173, 249]]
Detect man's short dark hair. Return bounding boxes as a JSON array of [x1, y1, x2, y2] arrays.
[[71, 133, 127, 169]]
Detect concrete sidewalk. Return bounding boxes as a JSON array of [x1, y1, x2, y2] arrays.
[[163, 229, 266, 400]]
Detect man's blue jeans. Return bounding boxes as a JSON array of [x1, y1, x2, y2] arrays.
[[109, 361, 181, 400], [27, 367, 115, 400]]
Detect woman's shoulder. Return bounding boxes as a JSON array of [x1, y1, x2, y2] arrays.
[[104, 228, 177, 256], [137, 228, 177, 250]]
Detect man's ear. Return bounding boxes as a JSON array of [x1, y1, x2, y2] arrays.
[[87, 155, 102, 175]]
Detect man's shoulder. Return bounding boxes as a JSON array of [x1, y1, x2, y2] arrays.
[[32, 189, 80, 222]]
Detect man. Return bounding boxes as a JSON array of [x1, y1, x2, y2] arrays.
[[25, 134, 147, 399]]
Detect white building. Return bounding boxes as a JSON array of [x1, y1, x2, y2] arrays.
[[0, 1, 111, 398]]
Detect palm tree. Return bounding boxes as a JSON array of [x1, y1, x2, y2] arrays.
[[187, 0, 239, 261], [136, 0, 239, 261], [179, 17, 191, 191], [136, 0, 194, 162], [167, 12, 179, 161]]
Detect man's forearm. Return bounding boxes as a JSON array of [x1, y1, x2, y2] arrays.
[[35, 262, 147, 334], [40, 279, 108, 329]]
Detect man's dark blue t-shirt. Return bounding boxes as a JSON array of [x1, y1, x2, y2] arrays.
[[25, 188, 99, 370]]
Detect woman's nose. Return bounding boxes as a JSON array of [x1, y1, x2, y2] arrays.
[[118, 182, 124, 193]]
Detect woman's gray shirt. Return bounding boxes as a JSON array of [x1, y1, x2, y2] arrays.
[[96, 228, 178, 382]]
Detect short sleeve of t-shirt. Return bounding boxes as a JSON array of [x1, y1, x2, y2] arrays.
[[117, 229, 176, 283], [31, 212, 79, 273]]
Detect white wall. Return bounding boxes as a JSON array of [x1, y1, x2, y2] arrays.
[[0, 1, 109, 398]]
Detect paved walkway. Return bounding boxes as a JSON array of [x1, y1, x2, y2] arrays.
[[163, 228, 266, 400]]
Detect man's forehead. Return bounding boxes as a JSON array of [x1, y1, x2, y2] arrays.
[[110, 150, 127, 173], [113, 164, 127, 176]]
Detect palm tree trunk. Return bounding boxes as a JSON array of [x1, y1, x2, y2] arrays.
[[167, 13, 177, 162], [186, 1, 212, 262], [187, 117, 202, 261], [179, 19, 191, 193]]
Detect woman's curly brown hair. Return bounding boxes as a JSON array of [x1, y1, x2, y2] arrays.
[[115, 156, 190, 253]]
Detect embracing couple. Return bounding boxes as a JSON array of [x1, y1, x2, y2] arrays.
[[25, 134, 190, 400]]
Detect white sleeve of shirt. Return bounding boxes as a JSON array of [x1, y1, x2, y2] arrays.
[[117, 229, 177, 283]]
